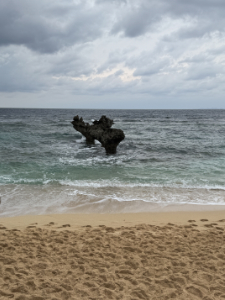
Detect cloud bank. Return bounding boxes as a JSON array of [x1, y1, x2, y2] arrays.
[[1, 0, 225, 108]]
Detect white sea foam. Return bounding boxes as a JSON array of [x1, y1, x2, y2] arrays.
[[58, 179, 225, 191], [1, 182, 225, 217]]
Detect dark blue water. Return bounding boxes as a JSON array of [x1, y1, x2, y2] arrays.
[[1, 108, 225, 216]]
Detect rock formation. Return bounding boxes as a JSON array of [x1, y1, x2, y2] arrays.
[[71, 115, 125, 154]]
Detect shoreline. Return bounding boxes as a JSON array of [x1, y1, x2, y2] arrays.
[[1, 208, 225, 230], [1, 201, 225, 219]]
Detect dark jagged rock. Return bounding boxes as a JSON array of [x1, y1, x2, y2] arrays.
[[71, 115, 125, 154]]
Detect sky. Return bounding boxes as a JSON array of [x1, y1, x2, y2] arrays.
[[0, 0, 225, 109]]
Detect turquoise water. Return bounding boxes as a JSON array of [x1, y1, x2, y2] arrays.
[[1, 108, 225, 216]]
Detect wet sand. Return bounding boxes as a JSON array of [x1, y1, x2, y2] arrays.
[[1, 210, 225, 299]]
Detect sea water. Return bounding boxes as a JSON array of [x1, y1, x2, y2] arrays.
[[0, 108, 225, 217]]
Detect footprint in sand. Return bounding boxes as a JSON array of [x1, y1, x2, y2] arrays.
[[0, 226, 7, 230], [45, 222, 56, 227], [204, 224, 214, 228]]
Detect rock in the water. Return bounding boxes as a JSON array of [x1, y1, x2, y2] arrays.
[[71, 115, 125, 154]]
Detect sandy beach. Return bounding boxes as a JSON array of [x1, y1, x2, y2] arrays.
[[0, 210, 225, 300]]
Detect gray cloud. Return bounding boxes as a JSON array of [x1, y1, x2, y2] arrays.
[[0, 0, 225, 108], [186, 63, 223, 81], [0, 0, 107, 53], [1, 0, 224, 53], [111, 0, 225, 38], [131, 55, 170, 77], [0, 46, 49, 92], [111, 2, 163, 37], [47, 46, 94, 77]]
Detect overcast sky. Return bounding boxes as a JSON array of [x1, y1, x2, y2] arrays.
[[1, 0, 225, 109]]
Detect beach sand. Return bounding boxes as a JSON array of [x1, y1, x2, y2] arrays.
[[1, 210, 225, 299]]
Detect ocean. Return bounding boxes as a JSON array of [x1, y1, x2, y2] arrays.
[[0, 108, 225, 217]]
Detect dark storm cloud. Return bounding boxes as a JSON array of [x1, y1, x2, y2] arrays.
[[111, 0, 225, 38], [0, 0, 106, 53], [111, 2, 162, 37], [1, 0, 224, 54], [1, 0, 225, 108]]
